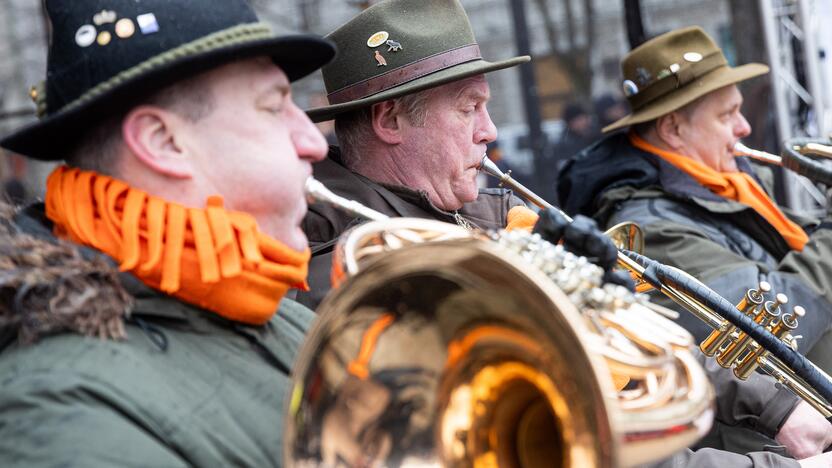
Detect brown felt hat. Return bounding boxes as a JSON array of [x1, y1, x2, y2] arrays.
[[603, 26, 769, 133], [307, 0, 529, 122]]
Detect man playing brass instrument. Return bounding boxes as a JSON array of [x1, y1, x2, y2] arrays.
[[298, 0, 533, 309], [559, 26, 832, 465], [301, 0, 633, 309], [0, 0, 333, 464]]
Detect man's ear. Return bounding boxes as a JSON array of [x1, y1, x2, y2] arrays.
[[121, 105, 192, 179], [370, 100, 404, 145], [654, 112, 687, 151]]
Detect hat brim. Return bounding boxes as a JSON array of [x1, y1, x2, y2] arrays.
[[307, 55, 530, 122], [2, 34, 336, 160], [602, 62, 769, 133]]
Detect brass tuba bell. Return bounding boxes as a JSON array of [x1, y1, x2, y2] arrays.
[[283, 180, 714, 467]]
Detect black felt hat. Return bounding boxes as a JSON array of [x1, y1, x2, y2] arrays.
[[1, 0, 336, 160], [307, 0, 529, 122]]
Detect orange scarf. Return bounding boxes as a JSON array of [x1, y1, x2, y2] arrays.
[[45, 166, 310, 325], [506, 205, 540, 232], [630, 133, 808, 251]]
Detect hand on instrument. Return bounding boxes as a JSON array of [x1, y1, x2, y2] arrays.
[[777, 400, 832, 459], [533, 209, 635, 291]]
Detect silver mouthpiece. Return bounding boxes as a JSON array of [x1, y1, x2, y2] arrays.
[[304, 177, 389, 222], [734, 142, 782, 165], [478, 154, 567, 218]]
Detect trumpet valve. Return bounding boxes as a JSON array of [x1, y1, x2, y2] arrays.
[[700, 322, 733, 357], [734, 304, 801, 380], [738, 281, 770, 313], [708, 283, 768, 364], [779, 306, 805, 351], [716, 298, 779, 371], [781, 305, 805, 331], [734, 346, 762, 380], [768, 293, 788, 315]]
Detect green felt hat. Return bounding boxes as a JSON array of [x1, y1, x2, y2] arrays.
[[603, 26, 769, 133], [307, 0, 529, 122]]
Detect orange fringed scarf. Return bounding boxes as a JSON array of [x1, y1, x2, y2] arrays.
[[630, 133, 809, 252], [45, 166, 310, 325]]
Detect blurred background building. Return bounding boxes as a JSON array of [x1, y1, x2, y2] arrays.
[[1, 0, 830, 210]]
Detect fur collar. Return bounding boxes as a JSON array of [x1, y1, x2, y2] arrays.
[[0, 201, 132, 346]]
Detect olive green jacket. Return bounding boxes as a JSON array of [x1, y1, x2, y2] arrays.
[[0, 205, 314, 467], [557, 133, 821, 465], [558, 133, 832, 364]]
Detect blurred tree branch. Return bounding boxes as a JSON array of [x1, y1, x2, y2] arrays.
[[531, 0, 595, 105]]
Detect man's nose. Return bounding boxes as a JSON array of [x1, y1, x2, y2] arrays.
[[291, 104, 328, 162], [735, 112, 752, 138], [475, 107, 498, 145]]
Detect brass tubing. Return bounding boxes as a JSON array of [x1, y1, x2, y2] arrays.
[[759, 355, 832, 418], [699, 321, 733, 357], [305, 177, 388, 222], [735, 140, 832, 166], [479, 156, 566, 216], [477, 157, 832, 419], [652, 277, 725, 330], [734, 142, 782, 165], [802, 142, 832, 159]]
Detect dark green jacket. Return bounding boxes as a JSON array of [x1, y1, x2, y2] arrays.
[[0, 205, 314, 467], [298, 148, 524, 309]]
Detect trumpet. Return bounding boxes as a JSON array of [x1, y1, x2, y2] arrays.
[[479, 157, 647, 283], [734, 142, 784, 165], [735, 139, 832, 186], [479, 154, 832, 420]]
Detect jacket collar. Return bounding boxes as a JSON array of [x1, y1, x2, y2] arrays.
[[647, 142, 772, 215], [557, 131, 766, 216], [12, 204, 250, 333], [327, 147, 481, 225]]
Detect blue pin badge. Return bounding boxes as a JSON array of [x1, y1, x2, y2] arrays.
[[622, 80, 639, 97]]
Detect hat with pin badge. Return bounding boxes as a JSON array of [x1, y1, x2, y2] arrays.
[[307, 0, 529, 122], [2, 0, 336, 160], [603, 26, 769, 133]]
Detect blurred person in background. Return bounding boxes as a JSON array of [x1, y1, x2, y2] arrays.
[[539, 101, 596, 204], [594, 93, 629, 130]]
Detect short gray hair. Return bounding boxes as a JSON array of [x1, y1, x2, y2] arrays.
[[66, 75, 216, 175], [334, 88, 434, 169], [633, 94, 706, 136]]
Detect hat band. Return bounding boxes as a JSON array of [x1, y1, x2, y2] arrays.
[[48, 22, 275, 118], [328, 44, 481, 105], [629, 52, 727, 111]]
